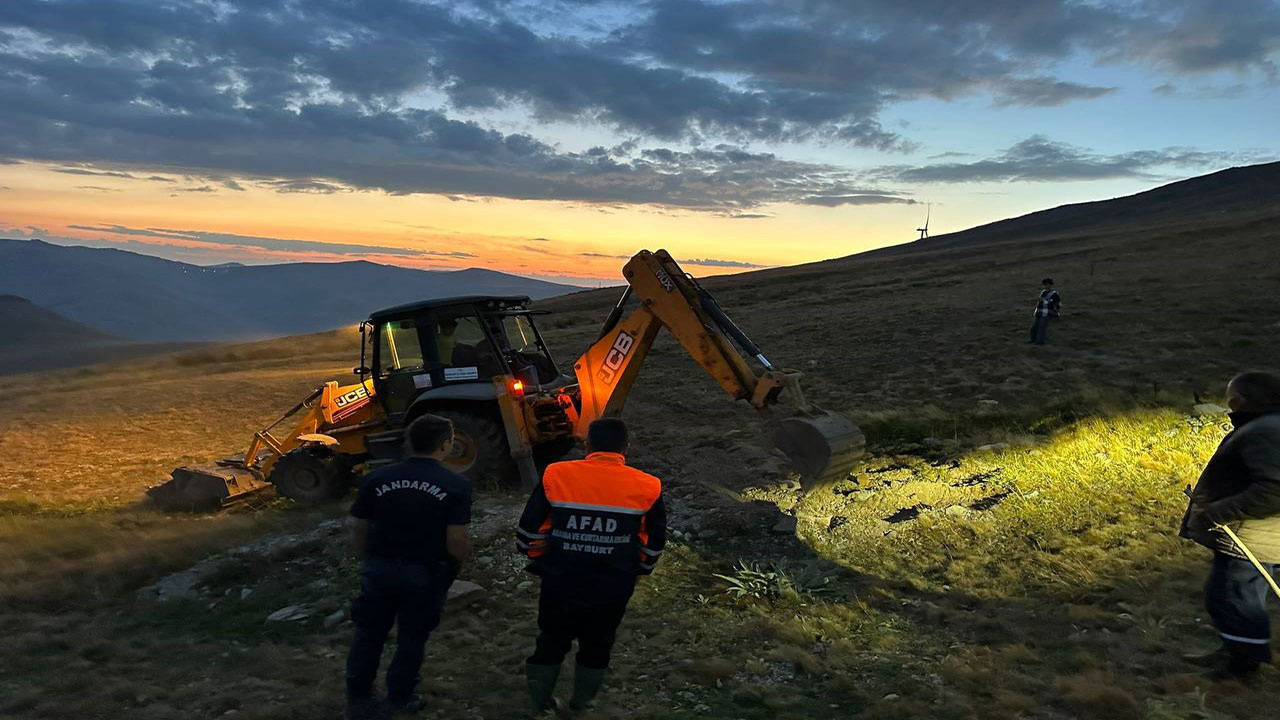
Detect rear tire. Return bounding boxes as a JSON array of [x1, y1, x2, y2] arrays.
[[269, 449, 352, 505], [432, 409, 516, 486]]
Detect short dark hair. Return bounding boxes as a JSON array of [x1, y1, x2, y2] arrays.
[[1041, 277, 1054, 285], [407, 414, 453, 454], [1230, 371, 1280, 412], [587, 418, 628, 453]]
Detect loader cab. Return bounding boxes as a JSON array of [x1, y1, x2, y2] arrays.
[[365, 296, 562, 422]]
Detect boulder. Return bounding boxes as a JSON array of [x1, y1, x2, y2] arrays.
[[1192, 403, 1228, 417], [447, 580, 485, 607]]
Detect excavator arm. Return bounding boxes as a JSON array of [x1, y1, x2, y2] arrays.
[[572, 250, 864, 485]]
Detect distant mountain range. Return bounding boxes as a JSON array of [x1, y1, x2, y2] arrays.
[[0, 240, 578, 342], [878, 160, 1280, 255], [0, 294, 200, 375]]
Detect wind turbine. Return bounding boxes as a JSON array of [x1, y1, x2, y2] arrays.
[[916, 203, 931, 240]]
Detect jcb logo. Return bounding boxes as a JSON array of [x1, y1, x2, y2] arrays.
[[334, 385, 369, 408], [596, 332, 636, 385], [654, 267, 676, 292]]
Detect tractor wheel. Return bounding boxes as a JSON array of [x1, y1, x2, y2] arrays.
[[269, 449, 352, 505], [433, 409, 516, 486]]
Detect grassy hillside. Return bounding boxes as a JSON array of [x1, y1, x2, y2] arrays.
[[1, 210, 1277, 719]]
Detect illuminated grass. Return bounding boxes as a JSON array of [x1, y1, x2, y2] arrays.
[[771, 409, 1229, 597]]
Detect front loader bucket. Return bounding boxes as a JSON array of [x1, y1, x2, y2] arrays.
[[147, 460, 270, 511], [769, 409, 865, 488]]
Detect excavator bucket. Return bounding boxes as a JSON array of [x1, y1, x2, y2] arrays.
[[769, 409, 865, 487], [147, 459, 270, 511]]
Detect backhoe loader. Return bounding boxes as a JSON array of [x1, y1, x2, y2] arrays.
[[149, 250, 864, 509]]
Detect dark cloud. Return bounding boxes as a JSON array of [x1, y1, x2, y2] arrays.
[[221, 179, 246, 191], [993, 77, 1117, 107], [528, 237, 552, 242], [147, 175, 176, 182], [873, 135, 1268, 183], [0, 0, 1274, 207], [801, 194, 917, 207], [66, 224, 432, 257], [681, 257, 767, 269], [258, 180, 351, 194], [53, 167, 136, 178], [580, 252, 629, 259], [74, 185, 118, 192]]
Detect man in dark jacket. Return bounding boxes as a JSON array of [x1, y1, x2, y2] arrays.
[[1181, 371, 1280, 679], [516, 418, 666, 713], [345, 414, 472, 718], [1028, 278, 1062, 345]]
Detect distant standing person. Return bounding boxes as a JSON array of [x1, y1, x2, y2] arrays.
[[517, 418, 667, 714], [345, 415, 473, 719], [1181, 371, 1280, 679], [1028, 277, 1061, 345]]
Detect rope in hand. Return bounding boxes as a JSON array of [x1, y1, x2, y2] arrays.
[[1215, 522, 1280, 602]]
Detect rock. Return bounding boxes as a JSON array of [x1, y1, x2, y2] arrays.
[[883, 694, 900, 701], [239, 588, 253, 600], [699, 529, 718, 540], [476, 556, 494, 566], [323, 609, 346, 629], [977, 399, 1000, 406], [976, 442, 1010, 453], [265, 605, 311, 623], [945, 505, 971, 517], [447, 580, 485, 607], [770, 515, 798, 535], [1192, 403, 1228, 417], [516, 580, 533, 591]]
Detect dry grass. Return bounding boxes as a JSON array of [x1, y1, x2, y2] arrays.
[[1, 226, 1278, 718]]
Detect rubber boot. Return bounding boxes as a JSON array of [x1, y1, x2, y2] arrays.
[[526, 663, 562, 714], [569, 665, 607, 712]]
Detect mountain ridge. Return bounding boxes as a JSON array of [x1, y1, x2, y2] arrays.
[[0, 239, 578, 342]]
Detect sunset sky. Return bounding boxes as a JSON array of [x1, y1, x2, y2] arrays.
[[1, 1, 1277, 285]]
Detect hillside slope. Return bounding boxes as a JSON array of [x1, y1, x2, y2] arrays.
[[3, 171, 1280, 718], [0, 294, 119, 350], [0, 239, 578, 342], [0, 295, 200, 375], [871, 160, 1280, 255]]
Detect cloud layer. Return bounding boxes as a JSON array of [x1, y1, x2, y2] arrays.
[[873, 136, 1267, 183], [0, 1, 1276, 207]]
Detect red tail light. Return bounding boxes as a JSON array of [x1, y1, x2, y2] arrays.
[[510, 380, 525, 398]]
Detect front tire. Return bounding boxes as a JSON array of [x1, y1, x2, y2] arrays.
[[269, 449, 352, 505], [431, 409, 516, 486]]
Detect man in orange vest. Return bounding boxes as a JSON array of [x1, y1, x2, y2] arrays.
[[516, 418, 667, 713]]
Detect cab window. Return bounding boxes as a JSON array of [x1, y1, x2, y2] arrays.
[[433, 315, 489, 368], [377, 319, 424, 376]]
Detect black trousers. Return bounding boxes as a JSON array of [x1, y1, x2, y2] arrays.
[[1206, 551, 1275, 664], [528, 579, 635, 670], [1029, 316, 1054, 344], [346, 556, 451, 702]]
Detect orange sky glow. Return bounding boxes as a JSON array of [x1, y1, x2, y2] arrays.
[[0, 161, 953, 285]]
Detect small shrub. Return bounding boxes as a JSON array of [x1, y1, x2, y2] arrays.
[[713, 560, 832, 600]]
